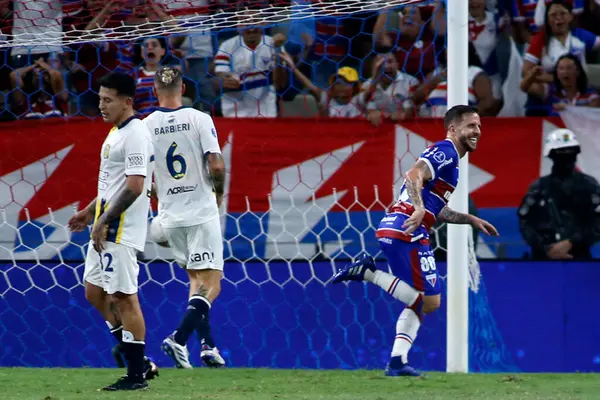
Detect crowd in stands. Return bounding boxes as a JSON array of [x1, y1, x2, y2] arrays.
[[0, 0, 599, 122]]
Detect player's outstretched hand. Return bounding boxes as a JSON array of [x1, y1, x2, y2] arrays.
[[68, 210, 93, 232], [402, 208, 425, 235], [91, 219, 108, 252], [470, 217, 499, 236]]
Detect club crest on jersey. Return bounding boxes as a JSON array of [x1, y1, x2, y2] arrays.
[[103, 144, 110, 159], [426, 273, 437, 287]]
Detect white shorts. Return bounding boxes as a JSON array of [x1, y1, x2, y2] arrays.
[[163, 217, 224, 271], [83, 241, 140, 295]]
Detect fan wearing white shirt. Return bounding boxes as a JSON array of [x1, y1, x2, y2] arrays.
[[363, 53, 420, 126], [144, 67, 227, 369], [214, 8, 288, 118]]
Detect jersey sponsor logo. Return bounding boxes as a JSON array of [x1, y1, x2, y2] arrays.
[[211, 128, 217, 138], [166, 184, 197, 195], [437, 157, 453, 171], [377, 237, 393, 244], [98, 171, 109, 190], [190, 251, 214, 263], [103, 144, 110, 159], [127, 153, 145, 168], [381, 215, 397, 222], [154, 123, 191, 135]]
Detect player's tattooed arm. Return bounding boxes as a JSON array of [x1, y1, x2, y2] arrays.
[[404, 159, 433, 210], [438, 206, 500, 236], [100, 175, 145, 224], [402, 160, 434, 235], [207, 153, 226, 204], [437, 206, 472, 224]]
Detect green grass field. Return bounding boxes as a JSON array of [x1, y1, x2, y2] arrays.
[[1, 368, 599, 400]]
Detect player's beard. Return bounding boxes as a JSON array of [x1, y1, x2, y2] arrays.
[[459, 134, 477, 152]]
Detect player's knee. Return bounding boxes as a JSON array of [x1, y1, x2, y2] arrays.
[[112, 292, 140, 313], [84, 282, 104, 308], [422, 296, 441, 314]]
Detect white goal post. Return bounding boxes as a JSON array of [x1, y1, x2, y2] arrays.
[[446, 0, 470, 374]]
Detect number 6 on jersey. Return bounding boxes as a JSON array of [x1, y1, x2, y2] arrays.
[[167, 142, 187, 179]]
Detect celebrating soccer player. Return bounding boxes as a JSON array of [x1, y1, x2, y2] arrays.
[[332, 105, 499, 377], [144, 66, 227, 368], [68, 72, 158, 390]]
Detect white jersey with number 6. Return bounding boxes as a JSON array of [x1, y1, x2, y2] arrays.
[[144, 106, 222, 228]]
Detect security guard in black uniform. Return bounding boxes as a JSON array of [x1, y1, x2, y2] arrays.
[[518, 129, 600, 260]]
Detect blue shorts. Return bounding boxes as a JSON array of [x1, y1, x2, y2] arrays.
[[377, 237, 442, 296]]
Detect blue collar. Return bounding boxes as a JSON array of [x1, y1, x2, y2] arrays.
[[117, 115, 138, 129]]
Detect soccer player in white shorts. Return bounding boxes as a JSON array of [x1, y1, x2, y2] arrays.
[[68, 72, 157, 391], [144, 66, 226, 369]]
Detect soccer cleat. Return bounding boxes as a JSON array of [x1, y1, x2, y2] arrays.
[[161, 335, 193, 369], [100, 376, 148, 391], [143, 357, 159, 380], [384, 362, 421, 377], [331, 253, 376, 284], [111, 344, 126, 368], [200, 345, 226, 368]]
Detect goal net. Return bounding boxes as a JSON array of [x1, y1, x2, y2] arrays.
[[0, 0, 513, 372]]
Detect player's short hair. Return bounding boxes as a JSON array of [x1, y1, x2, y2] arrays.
[[98, 72, 136, 98], [444, 105, 479, 129], [154, 66, 183, 91]]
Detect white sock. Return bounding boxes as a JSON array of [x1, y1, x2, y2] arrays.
[[391, 308, 422, 364], [366, 270, 420, 305]]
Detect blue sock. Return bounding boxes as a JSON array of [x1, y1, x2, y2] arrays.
[[174, 296, 210, 346], [389, 356, 405, 369]]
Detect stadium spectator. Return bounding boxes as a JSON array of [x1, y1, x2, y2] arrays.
[[134, 37, 182, 116], [512, 0, 585, 44], [214, 9, 288, 118], [523, 1, 600, 80], [518, 129, 600, 260], [415, 44, 500, 117], [374, 2, 446, 80], [0, 0, 12, 96], [10, 0, 63, 69], [362, 53, 420, 125], [522, 0, 600, 115], [294, 1, 359, 90], [521, 53, 600, 115], [9, 55, 68, 119], [280, 52, 364, 118], [158, 0, 219, 112], [469, 0, 504, 99]]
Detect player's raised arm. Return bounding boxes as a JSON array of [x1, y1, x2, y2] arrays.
[[401, 159, 433, 235]]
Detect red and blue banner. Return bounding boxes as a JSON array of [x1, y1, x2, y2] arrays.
[[0, 116, 581, 260]]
